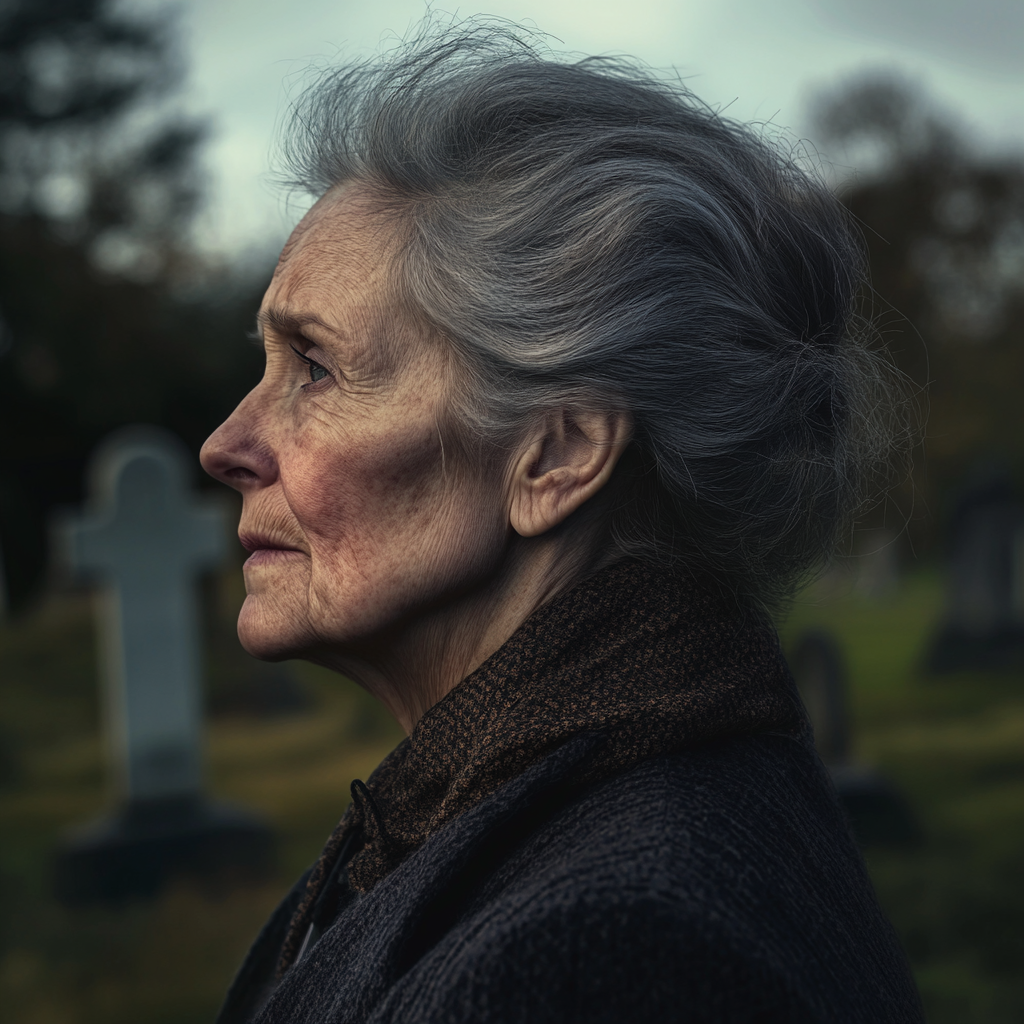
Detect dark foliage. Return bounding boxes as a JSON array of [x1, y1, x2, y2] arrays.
[[813, 75, 1024, 548], [0, 0, 202, 249], [0, 0, 268, 614]]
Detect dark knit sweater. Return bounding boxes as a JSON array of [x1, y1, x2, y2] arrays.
[[218, 561, 923, 1024]]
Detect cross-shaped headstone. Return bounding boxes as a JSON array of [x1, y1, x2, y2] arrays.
[[59, 427, 226, 803], [53, 427, 273, 904]]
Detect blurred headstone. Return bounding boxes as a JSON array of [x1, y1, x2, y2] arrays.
[[792, 629, 919, 846], [53, 426, 273, 904], [0, 525, 19, 782], [0, 722, 19, 788], [0, 537, 7, 622], [854, 529, 901, 600], [205, 614, 311, 719], [792, 629, 851, 764], [925, 468, 1024, 672], [0, 472, 47, 616], [207, 659, 311, 718]]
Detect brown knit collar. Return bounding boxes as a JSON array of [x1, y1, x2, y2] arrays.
[[279, 559, 804, 973]]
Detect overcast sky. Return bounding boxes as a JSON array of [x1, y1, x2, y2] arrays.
[[146, 0, 1024, 258]]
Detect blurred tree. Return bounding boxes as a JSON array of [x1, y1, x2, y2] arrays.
[[812, 75, 1024, 551], [0, 0, 266, 614], [0, 0, 203, 271]]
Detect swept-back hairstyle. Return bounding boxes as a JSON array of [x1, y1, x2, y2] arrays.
[[279, 19, 907, 611]]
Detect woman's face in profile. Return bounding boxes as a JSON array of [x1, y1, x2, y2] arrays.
[[200, 188, 511, 664]]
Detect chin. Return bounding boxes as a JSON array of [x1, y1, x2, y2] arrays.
[[236, 597, 311, 662]]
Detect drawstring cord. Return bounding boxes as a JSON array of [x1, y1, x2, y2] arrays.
[[280, 778, 390, 975], [294, 824, 363, 964]]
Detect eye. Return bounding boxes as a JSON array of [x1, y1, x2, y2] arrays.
[[290, 345, 331, 386]]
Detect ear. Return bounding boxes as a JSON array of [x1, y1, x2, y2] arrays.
[[509, 407, 633, 538]]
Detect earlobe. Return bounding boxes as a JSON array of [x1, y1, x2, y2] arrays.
[[509, 408, 632, 538]]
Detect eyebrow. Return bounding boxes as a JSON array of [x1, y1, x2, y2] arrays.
[[254, 307, 342, 342]]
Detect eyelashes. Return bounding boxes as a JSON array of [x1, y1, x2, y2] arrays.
[[290, 345, 331, 386]]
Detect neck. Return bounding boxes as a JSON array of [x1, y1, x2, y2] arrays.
[[312, 531, 604, 734]]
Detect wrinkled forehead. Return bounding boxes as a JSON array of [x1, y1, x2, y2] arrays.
[[262, 184, 442, 383], [266, 185, 407, 317], [274, 183, 403, 278]]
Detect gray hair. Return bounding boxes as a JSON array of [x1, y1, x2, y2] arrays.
[[279, 19, 908, 611]]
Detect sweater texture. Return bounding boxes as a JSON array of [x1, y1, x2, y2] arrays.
[[218, 560, 923, 1023]]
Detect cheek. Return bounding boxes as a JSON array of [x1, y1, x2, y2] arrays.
[[285, 417, 456, 561]]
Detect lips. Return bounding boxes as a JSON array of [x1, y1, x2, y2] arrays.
[[238, 531, 306, 566]]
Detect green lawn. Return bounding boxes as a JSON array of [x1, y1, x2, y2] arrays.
[[0, 584, 404, 1024], [1, 571, 1022, 1022], [782, 572, 1024, 1023]]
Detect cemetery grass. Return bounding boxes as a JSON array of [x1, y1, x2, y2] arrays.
[[782, 572, 1024, 1024], [0, 583, 405, 1024], [0, 575, 1023, 1022]]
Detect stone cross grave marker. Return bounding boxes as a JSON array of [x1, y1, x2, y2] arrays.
[[61, 426, 225, 802], [54, 426, 273, 903]]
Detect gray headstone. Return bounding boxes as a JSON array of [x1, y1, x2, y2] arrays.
[[791, 629, 850, 766], [926, 469, 1024, 672], [58, 426, 226, 802], [791, 629, 918, 847], [0, 539, 7, 623], [854, 528, 901, 600], [52, 427, 275, 904]]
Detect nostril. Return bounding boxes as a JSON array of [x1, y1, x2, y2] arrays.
[[200, 419, 274, 489]]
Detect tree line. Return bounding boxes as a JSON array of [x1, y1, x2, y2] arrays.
[[1, 0, 1022, 612], [0, 0, 266, 612], [812, 75, 1024, 553]]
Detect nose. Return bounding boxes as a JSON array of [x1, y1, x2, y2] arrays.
[[200, 392, 277, 492]]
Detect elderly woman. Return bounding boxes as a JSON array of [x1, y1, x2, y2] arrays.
[[201, 23, 921, 1024]]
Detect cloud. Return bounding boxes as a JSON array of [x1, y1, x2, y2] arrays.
[[167, 0, 1024, 256], [817, 0, 1024, 76]]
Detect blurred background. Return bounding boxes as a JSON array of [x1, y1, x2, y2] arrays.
[[1, 0, 1023, 1021]]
